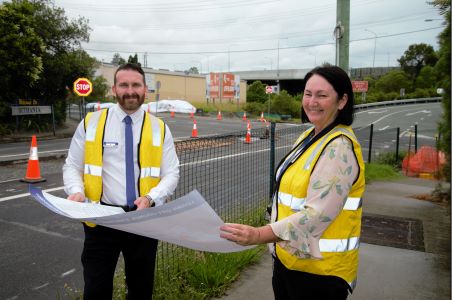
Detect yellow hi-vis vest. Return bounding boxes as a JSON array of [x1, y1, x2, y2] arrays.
[[83, 109, 165, 204], [275, 124, 365, 290]]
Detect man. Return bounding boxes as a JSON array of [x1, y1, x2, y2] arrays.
[[63, 63, 180, 299]]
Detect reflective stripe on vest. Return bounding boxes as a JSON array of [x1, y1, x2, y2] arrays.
[[319, 237, 360, 252], [141, 167, 160, 178], [149, 116, 162, 147], [84, 164, 102, 177], [85, 112, 102, 142], [278, 191, 362, 211]]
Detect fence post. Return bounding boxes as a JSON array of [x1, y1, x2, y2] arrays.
[[368, 123, 374, 163], [414, 124, 418, 153], [395, 127, 400, 163], [269, 122, 276, 199]]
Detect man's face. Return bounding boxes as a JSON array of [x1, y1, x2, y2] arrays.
[[112, 69, 147, 113]]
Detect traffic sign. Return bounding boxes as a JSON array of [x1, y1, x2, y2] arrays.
[[265, 85, 273, 94], [73, 78, 93, 97]]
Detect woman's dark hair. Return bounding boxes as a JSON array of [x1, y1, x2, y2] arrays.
[[114, 63, 146, 85], [301, 66, 354, 126]]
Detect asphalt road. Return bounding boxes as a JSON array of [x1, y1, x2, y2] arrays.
[[0, 102, 443, 299]]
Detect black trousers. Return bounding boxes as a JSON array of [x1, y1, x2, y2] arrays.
[[272, 256, 350, 300], [82, 224, 158, 300]]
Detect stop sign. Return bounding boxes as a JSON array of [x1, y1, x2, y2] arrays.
[[73, 77, 93, 97]]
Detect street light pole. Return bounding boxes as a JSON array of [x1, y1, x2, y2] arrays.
[[365, 29, 377, 68], [276, 38, 287, 94]]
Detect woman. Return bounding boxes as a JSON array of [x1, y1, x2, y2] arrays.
[[220, 66, 365, 299]]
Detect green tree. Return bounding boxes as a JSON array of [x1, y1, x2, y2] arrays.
[[0, 0, 97, 129], [187, 66, 199, 74], [111, 53, 126, 65], [429, 0, 450, 182], [128, 53, 140, 66], [269, 90, 300, 117], [374, 70, 411, 94], [414, 66, 438, 89], [246, 81, 267, 103], [0, 1, 44, 104], [398, 43, 438, 80]]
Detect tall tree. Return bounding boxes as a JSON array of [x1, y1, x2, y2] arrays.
[[0, 0, 97, 127], [128, 53, 140, 66], [429, 0, 450, 181], [398, 43, 438, 80], [111, 53, 126, 65], [0, 1, 44, 104]]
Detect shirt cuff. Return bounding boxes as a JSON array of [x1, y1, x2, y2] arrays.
[[148, 191, 165, 206]]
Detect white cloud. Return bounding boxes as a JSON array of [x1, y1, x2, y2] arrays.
[[55, 0, 446, 72]]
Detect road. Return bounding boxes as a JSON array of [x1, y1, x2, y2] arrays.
[[0, 102, 443, 299]]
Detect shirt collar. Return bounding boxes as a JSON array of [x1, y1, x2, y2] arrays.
[[113, 103, 144, 124]]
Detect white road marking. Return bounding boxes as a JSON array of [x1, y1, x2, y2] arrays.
[[61, 269, 76, 277], [0, 149, 68, 159], [0, 186, 64, 202], [405, 110, 431, 116], [378, 126, 389, 131], [32, 282, 49, 290]]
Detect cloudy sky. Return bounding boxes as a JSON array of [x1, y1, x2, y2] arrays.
[[54, 0, 446, 73]]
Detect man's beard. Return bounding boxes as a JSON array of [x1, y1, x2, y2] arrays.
[[118, 93, 145, 111]]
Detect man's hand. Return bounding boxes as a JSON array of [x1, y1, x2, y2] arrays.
[[67, 192, 85, 202], [134, 196, 154, 210]]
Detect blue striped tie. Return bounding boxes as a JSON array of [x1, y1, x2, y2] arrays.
[[124, 116, 136, 208]]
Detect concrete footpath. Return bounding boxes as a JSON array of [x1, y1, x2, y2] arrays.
[[216, 177, 451, 300]]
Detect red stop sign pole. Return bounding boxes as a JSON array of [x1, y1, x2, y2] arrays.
[[73, 78, 93, 118]]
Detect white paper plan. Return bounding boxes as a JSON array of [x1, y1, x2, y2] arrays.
[[29, 187, 253, 253]]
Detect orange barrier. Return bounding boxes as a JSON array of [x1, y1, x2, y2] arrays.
[[402, 146, 446, 177], [191, 119, 198, 138], [244, 120, 251, 144], [217, 111, 222, 120], [21, 135, 46, 183], [242, 111, 247, 121]]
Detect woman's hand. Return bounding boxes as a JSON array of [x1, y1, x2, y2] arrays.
[[220, 223, 261, 246]]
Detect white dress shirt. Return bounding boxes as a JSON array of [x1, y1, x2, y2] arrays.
[[63, 104, 180, 206]]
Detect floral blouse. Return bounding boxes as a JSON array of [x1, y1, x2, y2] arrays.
[[270, 135, 359, 259]]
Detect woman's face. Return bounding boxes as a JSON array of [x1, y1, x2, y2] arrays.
[[302, 74, 347, 133]]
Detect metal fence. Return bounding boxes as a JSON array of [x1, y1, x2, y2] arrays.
[[152, 121, 439, 285]]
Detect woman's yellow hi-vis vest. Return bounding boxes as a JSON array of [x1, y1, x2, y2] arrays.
[[83, 109, 165, 218], [275, 124, 365, 290]]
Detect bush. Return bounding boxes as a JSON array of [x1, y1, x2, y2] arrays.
[[244, 101, 266, 115]]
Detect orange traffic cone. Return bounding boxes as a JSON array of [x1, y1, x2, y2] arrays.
[[190, 111, 194, 119], [217, 111, 222, 120], [97, 101, 101, 111], [245, 121, 251, 144], [147, 103, 150, 113], [21, 135, 46, 183], [170, 110, 175, 118], [191, 119, 198, 138], [242, 111, 247, 121], [260, 112, 265, 122]]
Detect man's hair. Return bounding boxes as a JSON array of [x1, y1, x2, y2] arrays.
[[114, 63, 146, 85], [301, 66, 355, 126]]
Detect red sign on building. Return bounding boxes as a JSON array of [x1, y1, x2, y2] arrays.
[[352, 81, 368, 93], [209, 73, 220, 98], [222, 73, 235, 99]]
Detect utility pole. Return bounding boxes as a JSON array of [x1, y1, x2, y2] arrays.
[[335, 0, 350, 72]]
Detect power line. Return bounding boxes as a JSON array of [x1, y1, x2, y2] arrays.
[[83, 26, 443, 55]]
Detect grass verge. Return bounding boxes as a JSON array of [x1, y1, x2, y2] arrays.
[[365, 162, 402, 183]]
